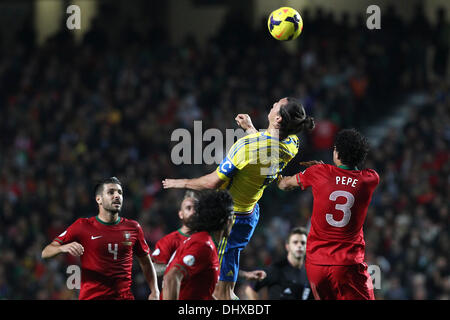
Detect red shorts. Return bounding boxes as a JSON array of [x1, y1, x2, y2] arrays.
[[306, 261, 375, 300]]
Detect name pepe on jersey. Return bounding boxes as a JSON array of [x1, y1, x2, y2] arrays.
[[335, 175, 358, 188]]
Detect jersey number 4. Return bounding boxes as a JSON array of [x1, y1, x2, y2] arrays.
[[326, 190, 355, 227], [108, 243, 118, 260]]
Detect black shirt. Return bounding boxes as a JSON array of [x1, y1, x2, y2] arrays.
[[252, 258, 312, 300]]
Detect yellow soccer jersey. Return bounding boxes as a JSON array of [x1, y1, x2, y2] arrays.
[[216, 131, 300, 212]]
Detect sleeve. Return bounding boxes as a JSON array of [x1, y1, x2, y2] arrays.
[[151, 236, 172, 264], [133, 222, 151, 258], [53, 219, 82, 244], [216, 138, 251, 181], [371, 169, 380, 186], [295, 164, 320, 190], [171, 242, 212, 279]]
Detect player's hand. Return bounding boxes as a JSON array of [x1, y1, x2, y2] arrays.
[[235, 114, 255, 131], [277, 175, 299, 191], [299, 160, 324, 167], [241, 270, 267, 281], [148, 290, 160, 300], [162, 179, 185, 189], [60, 242, 84, 256]]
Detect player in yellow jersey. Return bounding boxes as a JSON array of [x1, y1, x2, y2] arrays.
[[162, 97, 315, 299]]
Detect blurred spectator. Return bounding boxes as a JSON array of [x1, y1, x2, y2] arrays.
[[432, 8, 450, 79]]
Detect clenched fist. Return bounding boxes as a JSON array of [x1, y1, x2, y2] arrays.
[[60, 242, 84, 257], [235, 114, 255, 131]]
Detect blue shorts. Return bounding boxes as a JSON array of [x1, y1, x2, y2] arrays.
[[217, 203, 260, 282]]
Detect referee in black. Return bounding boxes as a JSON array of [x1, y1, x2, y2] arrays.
[[245, 227, 313, 300]]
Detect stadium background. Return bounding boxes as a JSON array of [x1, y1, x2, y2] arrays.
[[0, 0, 448, 300]]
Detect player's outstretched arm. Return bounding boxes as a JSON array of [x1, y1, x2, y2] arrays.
[[277, 175, 299, 191], [137, 254, 160, 300], [162, 266, 184, 300], [278, 160, 324, 191], [298, 160, 324, 167], [235, 114, 258, 134], [239, 269, 267, 281], [162, 171, 224, 190], [41, 241, 84, 259]]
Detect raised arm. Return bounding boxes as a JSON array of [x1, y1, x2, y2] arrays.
[[235, 114, 258, 135], [162, 170, 224, 190], [137, 254, 160, 300]]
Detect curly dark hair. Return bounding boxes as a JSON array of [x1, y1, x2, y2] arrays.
[[334, 129, 370, 168], [185, 190, 234, 233], [278, 97, 315, 140]]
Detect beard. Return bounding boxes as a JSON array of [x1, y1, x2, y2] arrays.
[[104, 203, 122, 214]]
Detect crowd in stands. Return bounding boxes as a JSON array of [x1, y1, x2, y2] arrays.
[[0, 2, 448, 299]]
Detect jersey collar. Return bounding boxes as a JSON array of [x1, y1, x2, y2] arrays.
[[262, 130, 289, 142], [177, 228, 190, 237], [337, 165, 358, 170], [96, 215, 121, 225]]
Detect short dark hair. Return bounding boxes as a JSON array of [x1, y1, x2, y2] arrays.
[[94, 177, 122, 196], [286, 226, 308, 243], [278, 97, 315, 140], [334, 129, 370, 168], [185, 190, 233, 233]]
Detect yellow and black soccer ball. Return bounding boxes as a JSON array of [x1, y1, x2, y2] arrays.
[[267, 7, 303, 41]]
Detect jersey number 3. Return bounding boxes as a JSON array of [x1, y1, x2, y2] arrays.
[[326, 190, 355, 227]]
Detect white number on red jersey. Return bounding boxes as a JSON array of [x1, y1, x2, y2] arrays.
[[108, 243, 118, 260], [325, 190, 355, 227]]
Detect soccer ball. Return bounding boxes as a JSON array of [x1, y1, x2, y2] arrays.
[[267, 7, 303, 41]]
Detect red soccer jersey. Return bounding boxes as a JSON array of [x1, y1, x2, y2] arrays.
[[163, 231, 219, 300], [296, 164, 379, 265], [151, 229, 189, 264], [54, 216, 150, 300]]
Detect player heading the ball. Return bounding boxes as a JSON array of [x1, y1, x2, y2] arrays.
[[163, 97, 314, 300]]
